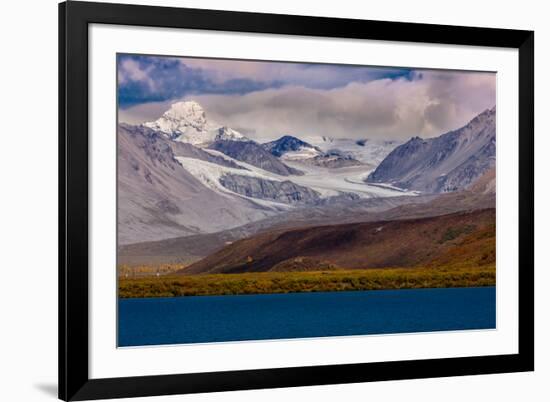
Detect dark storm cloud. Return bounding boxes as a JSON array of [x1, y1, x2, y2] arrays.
[[117, 54, 413, 107], [117, 55, 285, 107]]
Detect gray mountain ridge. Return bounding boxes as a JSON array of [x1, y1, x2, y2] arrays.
[[218, 173, 321, 205], [308, 150, 364, 168], [208, 139, 304, 176], [366, 106, 496, 193], [262, 135, 322, 157], [120, 123, 246, 170], [262, 135, 363, 168], [219, 173, 360, 206]]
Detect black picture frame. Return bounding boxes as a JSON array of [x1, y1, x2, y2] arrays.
[[59, 1, 534, 400]]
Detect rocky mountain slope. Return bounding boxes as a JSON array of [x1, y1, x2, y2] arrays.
[[367, 107, 496, 193], [117, 124, 280, 244], [209, 139, 303, 176]]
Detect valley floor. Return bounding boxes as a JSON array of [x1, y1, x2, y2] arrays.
[[118, 264, 495, 298]]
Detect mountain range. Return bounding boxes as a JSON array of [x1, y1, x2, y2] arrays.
[[118, 101, 496, 246]]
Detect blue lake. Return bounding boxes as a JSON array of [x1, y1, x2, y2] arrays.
[[118, 287, 496, 347]]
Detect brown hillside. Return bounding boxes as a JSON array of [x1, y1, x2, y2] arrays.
[[181, 208, 495, 274], [467, 168, 496, 194]]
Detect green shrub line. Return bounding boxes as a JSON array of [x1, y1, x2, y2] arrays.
[[118, 265, 496, 298]]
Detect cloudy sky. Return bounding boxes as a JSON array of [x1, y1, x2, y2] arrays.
[[118, 54, 496, 142]]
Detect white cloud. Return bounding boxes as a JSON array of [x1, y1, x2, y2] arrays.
[[119, 69, 495, 142], [178, 58, 403, 88], [118, 58, 156, 91]]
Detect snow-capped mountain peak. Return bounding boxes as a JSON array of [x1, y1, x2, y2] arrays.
[[143, 100, 219, 145], [215, 126, 249, 142], [262, 135, 322, 159], [164, 100, 207, 125]]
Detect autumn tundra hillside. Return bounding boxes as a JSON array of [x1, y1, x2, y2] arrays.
[[181, 208, 495, 275], [118, 207, 496, 297]]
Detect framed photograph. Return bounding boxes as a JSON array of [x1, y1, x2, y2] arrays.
[[59, 1, 534, 400]]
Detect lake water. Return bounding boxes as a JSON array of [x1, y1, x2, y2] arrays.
[[118, 287, 496, 347]]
